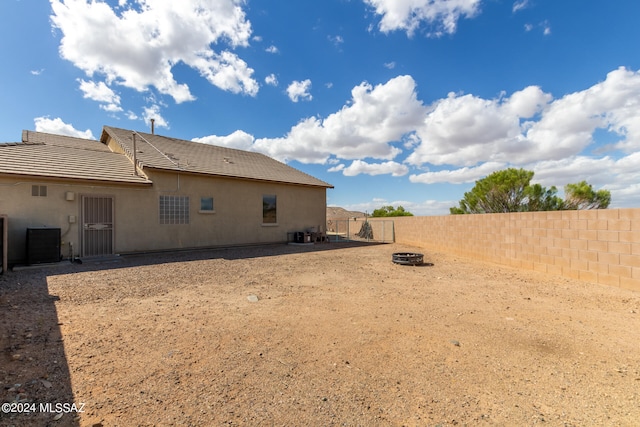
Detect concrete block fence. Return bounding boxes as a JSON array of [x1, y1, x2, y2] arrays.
[[389, 209, 640, 291]]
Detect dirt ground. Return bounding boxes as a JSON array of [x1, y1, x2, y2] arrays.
[[1, 242, 639, 426]]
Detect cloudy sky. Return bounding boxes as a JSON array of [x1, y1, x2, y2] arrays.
[[1, 0, 639, 215]]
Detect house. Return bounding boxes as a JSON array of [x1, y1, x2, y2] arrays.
[[0, 126, 333, 267]]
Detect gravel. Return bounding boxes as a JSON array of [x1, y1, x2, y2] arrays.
[[1, 242, 639, 426]]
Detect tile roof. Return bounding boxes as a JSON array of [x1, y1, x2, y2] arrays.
[[0, 131, 152, 185], [102, 126, 334, 188]]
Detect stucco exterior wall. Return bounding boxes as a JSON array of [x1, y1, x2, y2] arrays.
[[0, 171, 327, 265], [391, 209, 640, 291]]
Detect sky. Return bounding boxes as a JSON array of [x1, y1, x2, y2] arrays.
[[1, 0, 640, 215]]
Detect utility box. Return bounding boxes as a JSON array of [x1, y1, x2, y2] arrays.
[[26, 227, 61, 265]]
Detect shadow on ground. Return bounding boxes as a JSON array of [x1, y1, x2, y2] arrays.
[[0, 271, 79, 427], [0, 241, 391, 427], [14, 241, 388, 276]]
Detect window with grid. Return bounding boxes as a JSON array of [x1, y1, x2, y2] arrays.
[[31, 185, 47, 197], [159, 195, 190, 224]]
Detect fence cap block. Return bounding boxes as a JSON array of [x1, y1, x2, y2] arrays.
[[618, 208, 640, 220], [597, 209, 619, 220], [578, 209, 599, 220], [561, 210, 579, 220]]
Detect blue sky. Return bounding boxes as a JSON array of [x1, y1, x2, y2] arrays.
[[1, 0, 640, 215]]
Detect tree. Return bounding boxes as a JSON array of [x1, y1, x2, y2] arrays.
[[563, 181, 611, 210], [524, 183, 564, 212], [372, 205, 414, 217], [450, 168, 548, 214], [450, 168, 609, 214]]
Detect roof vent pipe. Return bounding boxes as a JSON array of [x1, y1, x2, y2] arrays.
[[150, 118, 155, 135], [132, 132, 138, 176]]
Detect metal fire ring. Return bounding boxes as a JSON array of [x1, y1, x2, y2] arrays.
[[392, 252, 424, 265]]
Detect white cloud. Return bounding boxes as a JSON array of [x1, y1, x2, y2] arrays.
[[525, 67, 640, 156], [286, 79, 313, 102], [194, 67, 640, 200], [384, 61, 396, 69], [193, 75, 425, 169], [402, 67, 640, 207], [78, 79, 122, 112], [142, 105, 168, 129], [342, 198, 453, 216], [265, 45, 279, 54], [406, 86, 552, 167], [189, 50, 259, 97], [30, 69, 45, 76], [409, 162, 505, 184], [253, 75, 425, 164], [527, 153, 640, 208], [327, 164, 345, 173], [528, 156, 615, 188], [524, 21, 552, 36], [512, 0, 529, 13], [34, 117, 95, 139], [50, 0, 258, 103], [265, 73, 278, 86], [341, 160, 409, 177], [328, 35, 344, 46], [406, 68, 640, 169], [408, 199, 460, 216], [192, 130, 255, 150], [101, 104, 123, 113], [363, 0, 481, 37]]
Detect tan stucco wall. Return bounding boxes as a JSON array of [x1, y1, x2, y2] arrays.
[[115, 169, 328, 253], [0, 171, 327, 264], [391, 209, 640, 292]]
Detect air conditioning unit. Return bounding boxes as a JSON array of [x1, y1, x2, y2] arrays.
[[26, 228, 61, 265], [0, 215, 7, 274]]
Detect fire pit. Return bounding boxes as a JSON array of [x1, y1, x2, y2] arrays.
[[392, 252, 424, 265]]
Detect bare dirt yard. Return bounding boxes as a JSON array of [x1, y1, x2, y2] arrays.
[[1, 242, 640, 426]]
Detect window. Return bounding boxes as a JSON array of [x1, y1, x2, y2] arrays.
[[200, 197, 214, 213], [262, 195, 277, 224], [31, 185, 47, 197], [159, 195, 190, 224]]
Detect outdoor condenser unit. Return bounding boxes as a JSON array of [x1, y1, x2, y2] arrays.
[[0, 215, 7, 274], [26, 227, 61, 265]]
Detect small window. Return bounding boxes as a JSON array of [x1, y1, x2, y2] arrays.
[[31, 185, 47, 197], [262, 195, 277, 224], [159, 195, 190, 224], [200, 197, 214, 212]]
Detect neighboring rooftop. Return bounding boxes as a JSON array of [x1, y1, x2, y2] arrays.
[[0, 130, 151, 184], [327, 206, 366, 220]]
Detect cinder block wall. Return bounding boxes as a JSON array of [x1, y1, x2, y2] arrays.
[[391, 209, 640, 291]]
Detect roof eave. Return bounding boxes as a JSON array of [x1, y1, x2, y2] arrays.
[[0, 171, 152, 186], [143, 165, 333, 188]]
